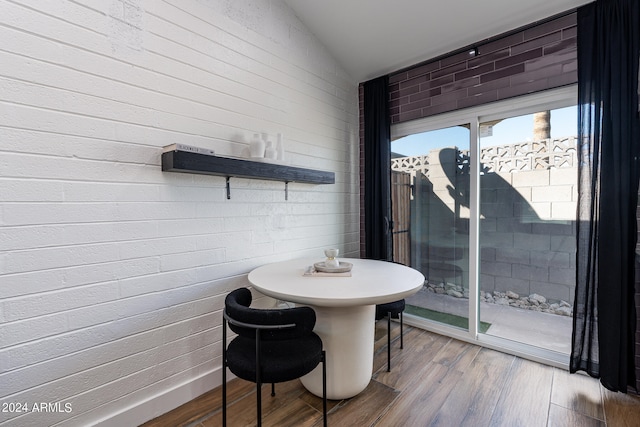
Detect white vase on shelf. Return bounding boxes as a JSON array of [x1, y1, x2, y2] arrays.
[[265, 140, 277, 159], [249, 133, 265, 158], [276, 133, 285, 161]]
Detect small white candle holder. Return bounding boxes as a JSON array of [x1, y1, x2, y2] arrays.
[[324, 248, 339, 268]]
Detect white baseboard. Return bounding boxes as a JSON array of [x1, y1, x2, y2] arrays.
[[92, 367, 228, 427]]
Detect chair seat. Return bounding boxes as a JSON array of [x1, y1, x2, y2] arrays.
[[376, 299, 405, 320], [227, 334, 323, 383]]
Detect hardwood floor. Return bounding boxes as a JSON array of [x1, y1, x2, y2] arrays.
[[143, 322, 640, 427]]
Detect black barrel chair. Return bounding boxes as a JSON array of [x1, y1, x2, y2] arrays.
[[222, 287, 327, 427], [375, 299, 405, 372]]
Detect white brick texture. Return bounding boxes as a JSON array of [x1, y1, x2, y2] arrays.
[[0, 1, 359, 425]]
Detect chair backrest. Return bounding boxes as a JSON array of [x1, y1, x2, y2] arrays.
[[224, 287, 316, 341]]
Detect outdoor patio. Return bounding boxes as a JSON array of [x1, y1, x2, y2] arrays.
[[407, 286, 573, 355]]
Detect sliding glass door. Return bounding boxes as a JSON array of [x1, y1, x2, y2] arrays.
[[391, 124, 471, 331], [477, 107, 576, 355], [390, 87, 577, 364]]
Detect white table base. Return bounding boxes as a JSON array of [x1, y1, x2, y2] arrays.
[[301, 304, 375, 400]]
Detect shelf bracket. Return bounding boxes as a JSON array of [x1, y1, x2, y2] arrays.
[[226, 176, 231, 199], [285, 181, 289, 201]]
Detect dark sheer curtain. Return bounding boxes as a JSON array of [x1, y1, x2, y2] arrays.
[[571, 0, 640, 392], [363, 76, 391, 261]]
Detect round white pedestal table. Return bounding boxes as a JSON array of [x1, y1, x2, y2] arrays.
[[247, 257, 425, 400]]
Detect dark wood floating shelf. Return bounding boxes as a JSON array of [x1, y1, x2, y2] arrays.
[[162, 150, 335, 185]]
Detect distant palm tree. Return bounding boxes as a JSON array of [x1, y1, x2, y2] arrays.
[[533, 110, 550, 141]]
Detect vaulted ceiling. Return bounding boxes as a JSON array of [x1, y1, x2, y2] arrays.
[[284, 0, 592, 83]]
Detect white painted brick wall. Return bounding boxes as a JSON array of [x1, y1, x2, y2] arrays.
[[0, 0, 359, 425]]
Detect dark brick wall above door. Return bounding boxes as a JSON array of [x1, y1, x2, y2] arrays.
[[388, 12, 577, 124]]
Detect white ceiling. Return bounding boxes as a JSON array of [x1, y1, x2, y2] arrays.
[[284, 0, 592, 83]]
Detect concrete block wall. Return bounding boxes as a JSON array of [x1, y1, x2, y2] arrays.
[[393, 138, 577, 304], [0, 1, 359, 426], [478, 148, 577, 302]]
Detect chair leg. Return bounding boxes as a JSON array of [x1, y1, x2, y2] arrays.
[[222, 376, 226, 427], [385, 311, 404, 372], [256, 381, 262, 427], [387, 311, 391, 372], [322, 350, 327, 427], [271, 383, 275, 397], [222, 365, 227, 427], [222, 319, 227, 427], [256, 330, 262, 427], [400, 311, 404, 349]]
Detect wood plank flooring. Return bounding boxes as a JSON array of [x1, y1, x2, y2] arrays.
[[143, 322, 640, 427]]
